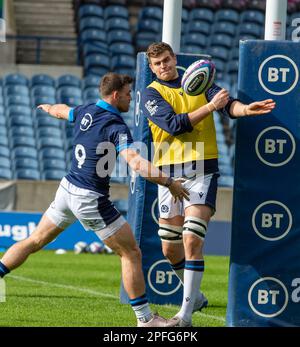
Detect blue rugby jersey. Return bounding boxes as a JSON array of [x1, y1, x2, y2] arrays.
[[65, 100, 133, 194]]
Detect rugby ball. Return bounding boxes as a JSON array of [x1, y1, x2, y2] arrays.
[[181, 59, 215, 96], [88, 241, 105, 254], [74, 241, 88, 254]]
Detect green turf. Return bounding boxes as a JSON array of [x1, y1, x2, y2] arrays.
[[0, 251, 229, 327]]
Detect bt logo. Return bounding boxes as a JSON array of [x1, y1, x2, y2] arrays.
[[258, 55, 299, 95]]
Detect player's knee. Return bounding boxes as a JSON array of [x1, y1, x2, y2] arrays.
[[183, 217, 207, 254], [158, 224, 183, 244]]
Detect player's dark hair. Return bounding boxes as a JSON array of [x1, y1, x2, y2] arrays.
[[100, 73, 133, 97], [146, 42, 175, 63]]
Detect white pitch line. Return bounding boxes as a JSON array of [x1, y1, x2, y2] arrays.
[[8, 275, 225, 323], [8, 275, 118, 299]]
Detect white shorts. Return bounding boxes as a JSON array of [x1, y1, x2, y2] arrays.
[[158, 173, 219, 219], [45, 177, 126, 240]]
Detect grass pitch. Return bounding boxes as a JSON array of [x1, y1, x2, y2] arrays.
[[0, 251, 229, 327]]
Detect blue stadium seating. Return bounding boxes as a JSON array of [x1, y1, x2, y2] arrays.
[[10, 115, 33, 127], [185, 20, 211, 36], [57, 75, 81, 89], [43, 159, 66, 171], [106, 17, 130, 31], [212, 22, 236, 36], [31, 74, 56, 87], [5, 95, 31, 107], [12, 136, 36, 148], [81, 28, 107, 44], [83, 42, 109, 56], [16, 168, 40, 180], [36, 114, 62, 128], [0, 168, 12, 180], [111, 55, 135, 69], [104, 5, 128, 20], [40, 148, 65, 160], [84, 54, 110, 70], [82, 75, 100, 89], [0, 157, 11, 169], [38, 127, 62, 139], [0, 115, 6, 126], [79, 5, 104, 19], [240, 10, 265, 25], [80, 17, 105, 32], [0, 126, 7, 136], [38, 137, 64, 150], [0, 135, 8, 147], [15, 158, 39, 170], [137, 18, 162, 34], [107, 30, 132, 44], [13, 146, 38, 159], [31, 86, 56, 98], [7, 105, 32, 117], [5, 85, 30, 97], [3, 73, 29, 86], [140, 7, 163, 21], [189, 8, 214, 24], [109, 43, 135, 56], [33, 96, 56, 107], [43, 170, 67, 180], [214, 9, 239, 24], [83, 87, 99, 101], [10, 126, 34, 137], [0, 146, 10, 158]]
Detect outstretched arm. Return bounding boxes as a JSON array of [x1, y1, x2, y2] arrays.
[[229, 99, 276, 118], [120, 148, 190, 202], [37, 104, 71, 120]]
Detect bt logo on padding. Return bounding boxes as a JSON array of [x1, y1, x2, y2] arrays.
[[255, 126, 296, 167], [258, 55, 299, 95], [80, 113, 93, 131], [248, 277, 288, 318], [252, 200, 292, 241], [147, 260, 182, 296]]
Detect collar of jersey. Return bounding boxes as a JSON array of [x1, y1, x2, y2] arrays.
[[96, 99, 121, 116], [156, 73, 182, 89]]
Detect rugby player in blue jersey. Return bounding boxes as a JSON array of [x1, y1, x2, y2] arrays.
[[142, 42, 275, 326], [0, 72, 189, 327]]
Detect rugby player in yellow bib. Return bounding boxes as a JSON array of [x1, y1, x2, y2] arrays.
[[142, 42, 275, 327]]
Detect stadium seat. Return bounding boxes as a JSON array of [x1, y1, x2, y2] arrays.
[[59, 96, 83, 107], [43, 159, 66, 171], [214, 9, 240, 24], [7, 105, 32, 117], [36, 114, 62, 128], [84, 54, 110, 70], [0, 105, 4, 114], [13, 146, 38, 159], [181, 44, 204, 54], [0, 115, 6, 126], [182, 33, 207, 48], [0, 126, 7, 136], [227, 60, 239, 75], [0, 135, 8, 147], [185, 21, 211, 36], [38, 137, 64, 149], [212, 22, 236, 36], [31, 74, 56, 87], [240, 10, 265, 25], [113, 68, 135, 78], [189, 8, 214, 24], [5, 85, 30, 97], [0, 157, 11, 169], [0, 146, 10, 158], [83, 42, 109, 56], [12, 136, 36, 148], [5, 95, 31, 107], [81, 29, 107, 46], [57, 75, 82, 89], [82, 75, 100, 89], [218, 175, 234, 187], [111, 55, 135, 69], [137, 18, 162, 34], [83, 87, 99, 100], [106, 17, 130, 31], [238, 23, 262, 38], [85, 68, 109, 77], [15, 158, 39, 170], [210, 34, 233, 48], [43, 170, 67, 180], [16, 169, 40, 180], [40, 148, 65, 160], [109, 43, 135, 56], [57, 86, 82, 98], [33, 96, 56, 107], [31, 86, 56, 98], [79, 17, 105, 32], [104, 5, 129, 20], [0, 168, 13, 180], [10, 115, 33, 127], [78, 5, 104, 19], [208, 46, 229, 62], [107, 30, 132, 44], [141, 6, 163, 21], [10, 126, 34, 137], [38, 127, 62, 139], [3, 73, 29, 86]]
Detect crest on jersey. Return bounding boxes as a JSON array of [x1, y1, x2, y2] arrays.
[[80, 113, 93, 131]]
